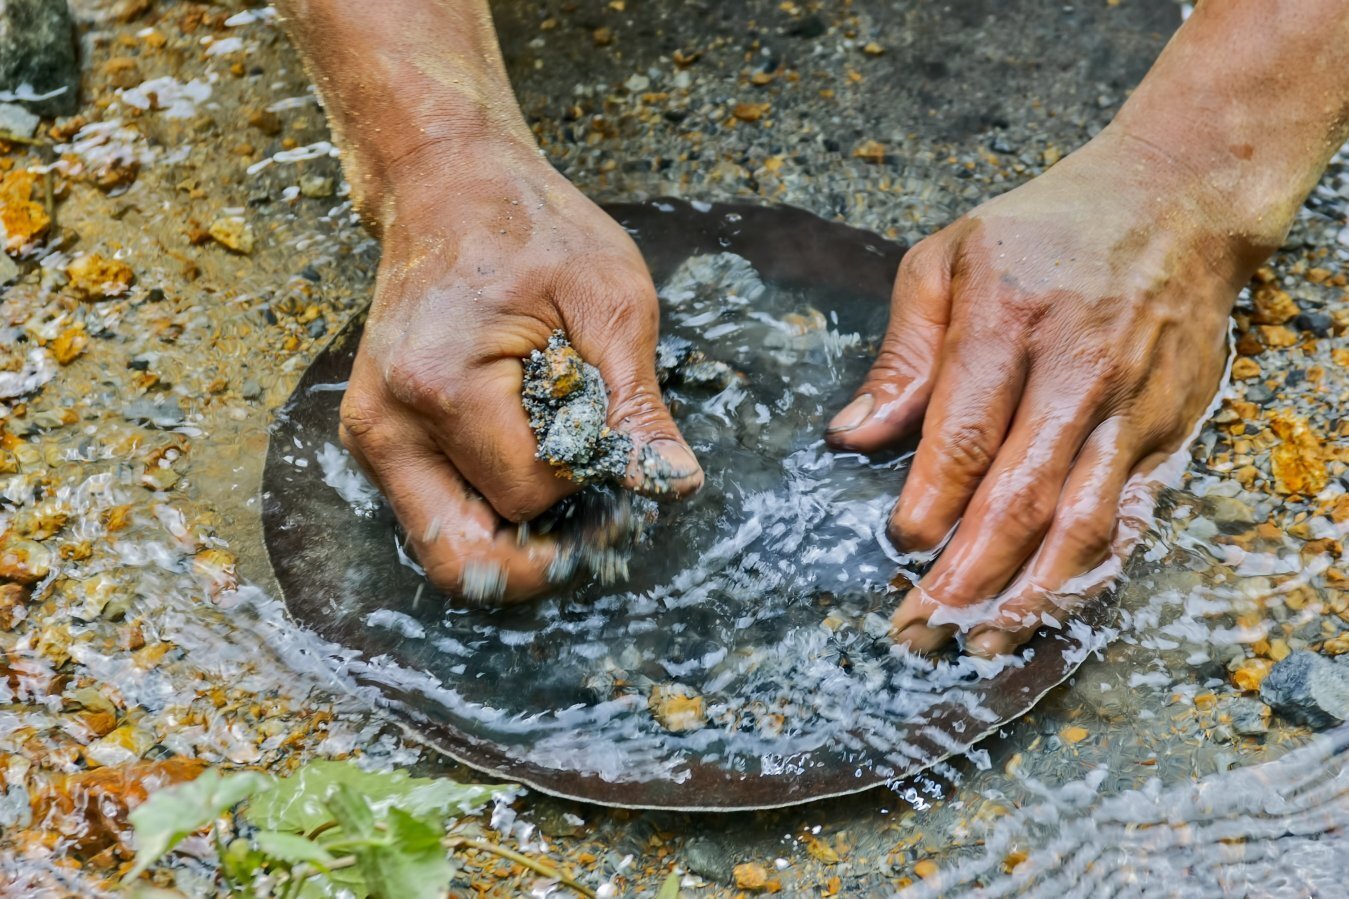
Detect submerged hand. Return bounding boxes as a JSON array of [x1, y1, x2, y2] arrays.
[[828, 129, 1259, 657], [340, 141, 701, 602]]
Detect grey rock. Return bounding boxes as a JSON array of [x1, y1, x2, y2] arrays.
[[0, 101, 38, 137], [1222, 696, 1271, 736], [1260, 651, 1349, 730], [1202, 495, 1258, 532], [0, 252, 17, 286], [1293, 311, 1334, 337], [681, 835, 743, 884], [240, 380, 262, 400], [122, 398, 186, 429], [0, 0, 79, 116]]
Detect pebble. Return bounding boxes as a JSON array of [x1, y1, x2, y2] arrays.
[[1260, 651, 1349, 729], [208, 216, 256, 254], [122, 398, 186, 429], [0, 102, 39, 138], [1221, 696, 1271, 736], [298, 174, 334, 198]]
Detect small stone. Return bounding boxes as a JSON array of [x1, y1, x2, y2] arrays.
[[298, 173, 333, 198], [913, 859, 939, 880], [240, 379, 262, 400], [1231, 357, 1261, 380], [65, 253, 135, 301], [122, 398, 185, 429], [648, 683, 706, 733], [1294, 311, 1334, 337], [1251, 285, 1299, 325], [682, 836, 740, 884], [1232, 656, 1274, 692], [733, 862, 769, 890], [852, 139, 887, 164], [1059, 725, 1089, 744], [0, 535, 53, 584], [591, 26, 613, 46], [732, 102, 770, 123], [624, 73, 650, 93], [1221, 696, 1271, 736], [1260, 651, 1349, 729], [0, 169, 51, 252], [208, 216, 256, 254], [862, 41, 885, 56], [0, 253, 17, 286], [50, 325, 87, 365], [0, 582, 31, 629], [1269, 411, 1328, 496], [787, 14, 827, 38], [0, 102, 39, 138]]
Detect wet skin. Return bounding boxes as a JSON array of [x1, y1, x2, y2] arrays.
[[280, 1, 1349, 646]]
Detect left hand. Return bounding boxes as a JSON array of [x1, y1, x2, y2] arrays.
[[826, 127, 1260, 658]]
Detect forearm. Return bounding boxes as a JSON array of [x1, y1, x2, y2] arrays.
[[276, 0, 537, 229], [1110, 0, 1349, 251]]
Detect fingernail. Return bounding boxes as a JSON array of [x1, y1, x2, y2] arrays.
[[891, 621, 950, 656], [827, 394, 874, 434], [634, 439, 704, 496], [966, 630, 1015, 659]]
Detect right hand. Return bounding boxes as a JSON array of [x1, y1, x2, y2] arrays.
[[339, 139, 703, 603]]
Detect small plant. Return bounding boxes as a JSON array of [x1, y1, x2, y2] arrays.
[[123, 761, 596, 898]]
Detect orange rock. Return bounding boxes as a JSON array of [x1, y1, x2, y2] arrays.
[[1232, 657, 1274, 692], [853, 139, 887, 163], [66, 253, 135, 301], [0, 169, 51, 252], [1231, 357, 1261, 380], [1060, 725, 1089, 744], [0, 582, 31, 629], [51, 325, 88, 365], [648, 684, 706, 733], [913, 859, 939, 880], [732, 102, 770, 123], [29, 758, 208, 857], [1257, 324, 1298, 348], [1251, 285, 1299, 325], [733, 862, 770, 890], [1269, 411, 1328, 496]]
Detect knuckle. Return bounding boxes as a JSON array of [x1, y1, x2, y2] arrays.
[[385, 355, 456, 412], [996, 481, 1058, 535], [939, 422, 997, 478], [338, 388, 385, 446]]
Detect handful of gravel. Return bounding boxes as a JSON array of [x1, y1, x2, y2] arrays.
[[522, 331, 632, 485]]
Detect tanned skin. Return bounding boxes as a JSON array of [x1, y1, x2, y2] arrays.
[[278, 0, 1349, 654]]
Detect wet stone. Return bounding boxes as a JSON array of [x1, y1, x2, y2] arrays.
[[122, 398, 186, 429], [1259, 651, 1349, 729], [1222, 696, 1272, 736], [0, 0, 78, 116]]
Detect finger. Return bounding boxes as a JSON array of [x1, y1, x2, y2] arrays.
[[563, 264, 704, 500], [901, 377, 1099, 617], [826, 237, 955, 452], [963, 419, 1141, 658], [340, 396, 560, 604], [887, 327, 1027, 553], [378, 338, 580, 524]]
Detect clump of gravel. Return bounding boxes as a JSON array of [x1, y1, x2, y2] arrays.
[[522, 330, 632, 485]]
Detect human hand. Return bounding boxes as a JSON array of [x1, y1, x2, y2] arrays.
[[339, 140, 702, 602], [827, 129, 1262, 657]]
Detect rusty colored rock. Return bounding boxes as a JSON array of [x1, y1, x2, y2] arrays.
[[1269, 411, 1328, 496], [30, 758, 209, 857], [852, 139, 887, 163], [66, 253, 135, 301], [648, 683, 706, 733], [0, 169, 51, 253], [0, 534, 53, 584], [732, 102, 770, 123], [1251, 285, 1299, 325]]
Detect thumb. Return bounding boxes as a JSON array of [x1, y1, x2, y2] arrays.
[[567, 275, 704, 500], [826, 235, 955, 453]]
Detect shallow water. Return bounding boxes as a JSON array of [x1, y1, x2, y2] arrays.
[[3, 2, 1347, 893], [264, 211, 1116, 811]]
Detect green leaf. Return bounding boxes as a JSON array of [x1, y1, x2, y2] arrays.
[[326, 787, 452, 899], [254, 830, 338, 870], [221, 836, 266, 889], [123, 770, 272, 882], [656, 871, 682, 899], [244, 760, 512, 834]]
